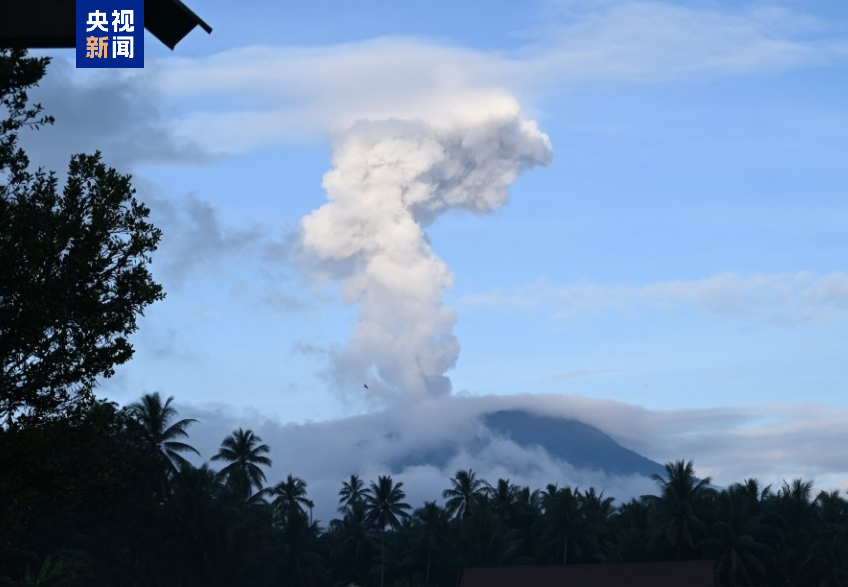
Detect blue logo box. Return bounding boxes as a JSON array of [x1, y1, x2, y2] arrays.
[[76, 0, 144, 68]]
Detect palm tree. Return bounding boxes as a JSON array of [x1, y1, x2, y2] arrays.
[[328, 498, 373, 585], [698, 484, 776, 587], [810, 490, 848, 587], [541, 484, 586, 565], [443, 469, 488, 520], [364, 475, 412, 587], [451, 500, 522, 570], [166, 463, 228, 586], [611, 497, 652, 562], [485, 478, 521, 520], [339, 474, 366, 513], [276, 510, 324, 587], [412, 501, 450, 586], [127, 392, 199, 473], [579, 487, 615, 562], [509, 485, 544, 562], [211, 428, 272, 500], [773, 478, 817, 585], [271, 474, 313, 523], [643, 459, 713, 560]]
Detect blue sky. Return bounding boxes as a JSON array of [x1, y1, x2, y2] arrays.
[[25, 0, 848, 501]]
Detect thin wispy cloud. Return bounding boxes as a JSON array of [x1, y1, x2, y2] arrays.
[[134, 184, 270, 291], [142, 2, 848, 154], [542, 368, 628, 383], [463, 272, 848, 324], [528, 1, 842, 82]]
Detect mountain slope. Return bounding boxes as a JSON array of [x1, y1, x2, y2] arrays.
[[389, 408, 663, 478], [482, 409, 665, 478]]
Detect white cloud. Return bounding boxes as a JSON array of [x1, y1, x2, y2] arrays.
[[462, 272, 848, 324], [174, 393, 848, 523], [138, 2, 848, 154], [529, 1, 835, 82], [22, 3, 847, 160]]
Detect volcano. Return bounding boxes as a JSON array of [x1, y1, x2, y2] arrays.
[[389, 408, 664, 479]]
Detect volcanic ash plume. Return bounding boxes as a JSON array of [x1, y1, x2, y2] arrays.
[[300, 97, 552, 405]]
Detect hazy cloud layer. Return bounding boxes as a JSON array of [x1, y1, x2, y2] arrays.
[[145, 190, 267, 290], [177, 393, 848, 523], [462, 272, 848, 324], [149, 2, 848, 153], [22, 58, 208, 172]]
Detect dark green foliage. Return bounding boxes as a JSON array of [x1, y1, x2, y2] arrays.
[[4, 394, 848, 587], [0, 400, 164, 586], [1, 49, 164, 426], [442, 469, 487, 520], [128, 392, 200, 472], [212, 427, 273, 501]]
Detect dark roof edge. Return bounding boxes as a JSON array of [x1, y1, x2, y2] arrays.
[[169, 0, 213, 34]]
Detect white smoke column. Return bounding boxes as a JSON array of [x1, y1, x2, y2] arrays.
[[301, 94, 552, 405]]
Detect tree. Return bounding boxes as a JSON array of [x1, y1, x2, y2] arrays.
[[442, 469, 488, 520], [211, 428, 272, 500], [578, 487, 615, 562], [610, 497, 652, 562], [364, 475, 412, 587], [327, 498, 373, 586], [809, 489, 848, 587], [275, 510, 324, 587], [339, 474, 366, 513], [698, 484, 775, 587], [271, 474, 313, 524], [128, 392, 199, 473], [541, 484, 588, 565], [643, 460, 714, 560], [0, 49, 164, 426], [411, 501, 450, 586], [773, 478, 817, 586], [485, 478, 521, 520], [0, 400, 164, 586]]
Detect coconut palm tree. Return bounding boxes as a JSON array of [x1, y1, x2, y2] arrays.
[[610, 497, 652, 562], [276, 510, 324, 587], [698, 485, 776, 587], [127, 392, 199, 473], [485, 478, 521, 520], [412, 501, 450, 586], [541, 484, 587, 565], [578, 487, 616, 561], [339, 474, 366, 513], [810, 489, 848, 587], [211, 428, 272, 500], [364, 475, 412, 587], [328, 498, 373, 585], [443, 469, 488, 520], [271, 474, 313, 523], [643, 460, 714, 560], [773, 478, 817, 585]]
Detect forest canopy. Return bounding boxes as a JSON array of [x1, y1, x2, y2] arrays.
[[3, 392, 848, 587]]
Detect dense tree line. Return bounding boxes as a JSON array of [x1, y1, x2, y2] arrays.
[[2, 392, 847, 587]]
